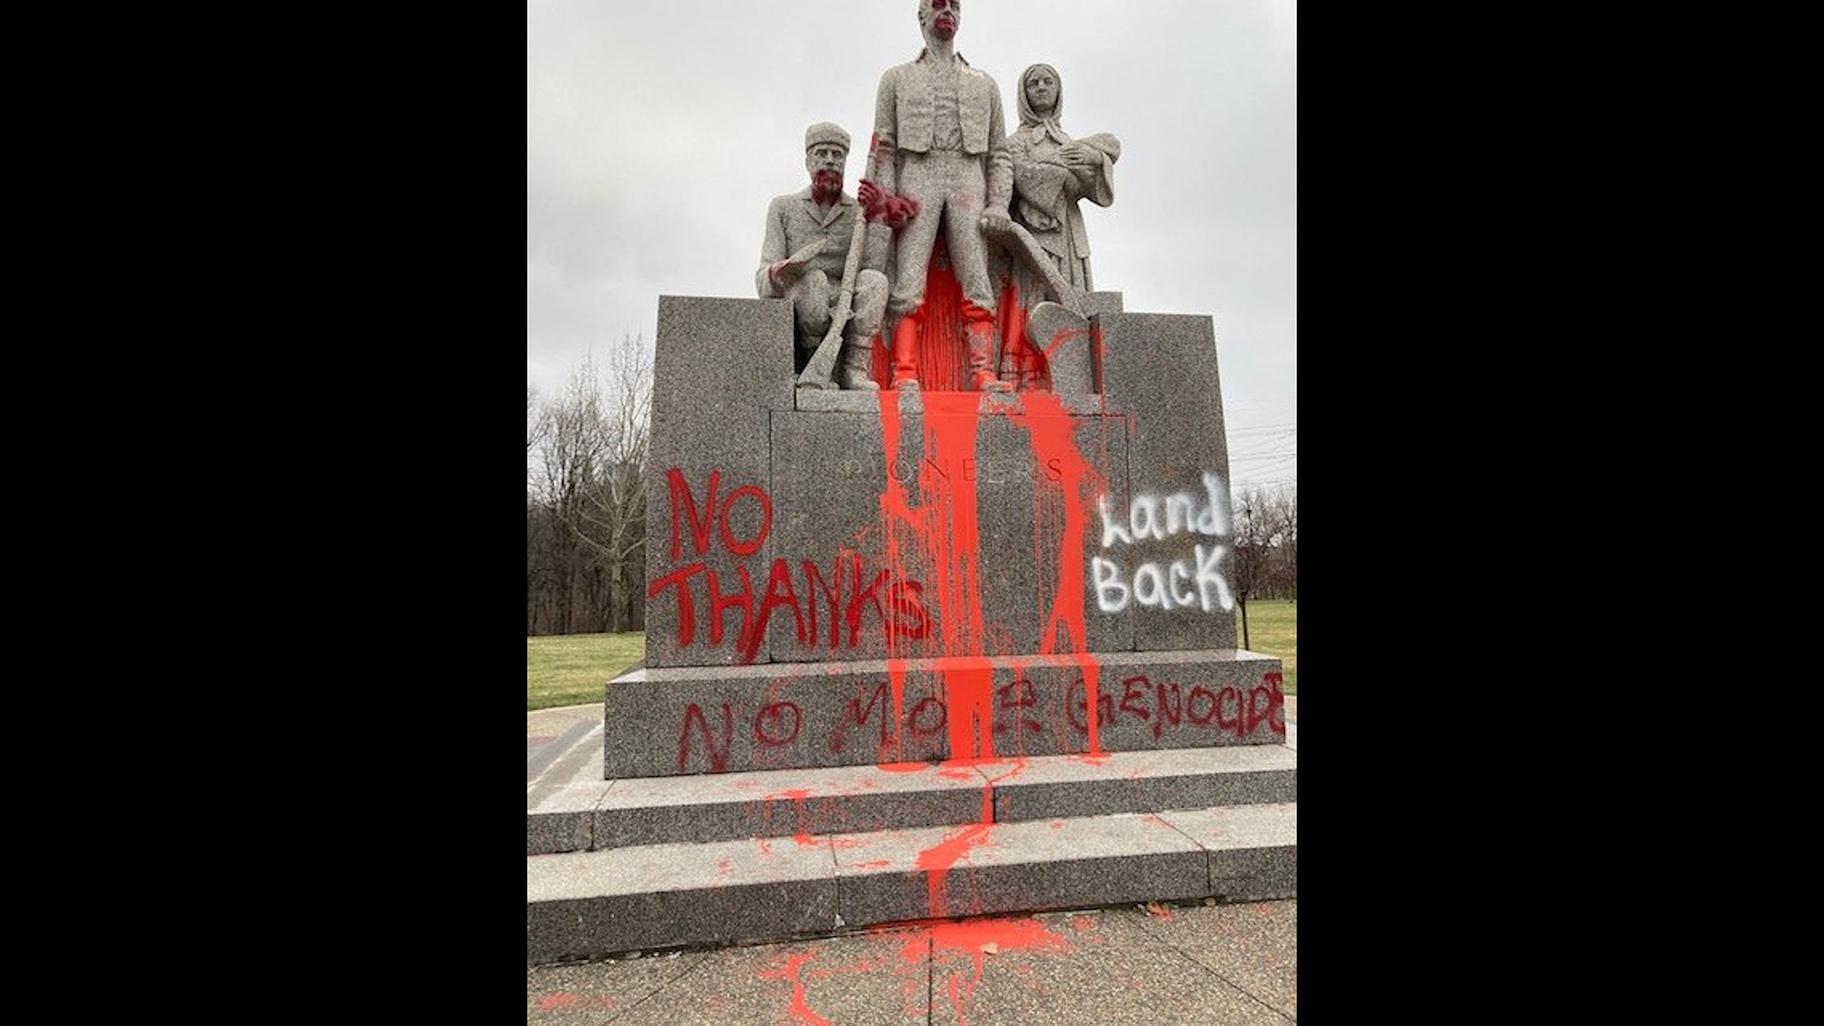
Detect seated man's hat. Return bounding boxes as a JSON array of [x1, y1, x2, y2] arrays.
[[804, 122, 850, 153]]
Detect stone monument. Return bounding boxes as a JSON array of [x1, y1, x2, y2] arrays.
[[527, 0, 1295, 964]]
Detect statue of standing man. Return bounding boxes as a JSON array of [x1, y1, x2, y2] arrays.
[[860, 0, 1014, 393]]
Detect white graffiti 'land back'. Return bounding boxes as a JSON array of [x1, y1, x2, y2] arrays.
[[1099, 471, 1231, 547], [1090, 471, 1235, 615]]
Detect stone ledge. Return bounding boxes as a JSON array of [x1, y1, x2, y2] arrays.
[[988, 746, 1297, 823], [595, 760, 984, 850], [604, 651, 1286, 779], [793, 388, 1117, 415], [525, 802, 1296, 961], [526, 835, 836, 963]]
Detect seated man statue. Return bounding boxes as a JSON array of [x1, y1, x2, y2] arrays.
[[756, 122, 891, 390]]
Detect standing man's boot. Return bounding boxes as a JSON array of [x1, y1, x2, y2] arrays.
[[890, 313, 922, 391], [966, 319, 1013, 393]]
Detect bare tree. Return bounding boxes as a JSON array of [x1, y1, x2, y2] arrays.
[[571, 334, 652, 633], [1271, 487, 1296, 600], [1229, 487, 1274, 650], [527, 384, 547, 453], [527, 335, 653, 634]]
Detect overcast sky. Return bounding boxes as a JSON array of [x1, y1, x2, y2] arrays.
[[528, 0, 1296, 491]]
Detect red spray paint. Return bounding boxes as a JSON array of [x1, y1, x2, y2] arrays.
[[1007, 390, 1107, 758], [758, 950, 832, 1026], [914, 822, 992, 918]]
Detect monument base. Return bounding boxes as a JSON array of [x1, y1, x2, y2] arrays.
[[604, 649, 1287, 779], [528, 742, 1296, 963]]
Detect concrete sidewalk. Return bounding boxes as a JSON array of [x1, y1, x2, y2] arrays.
[[528, 697, 1297, 1024], [528, 900, 1295, 1025]]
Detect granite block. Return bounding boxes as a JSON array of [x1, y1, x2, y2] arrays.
[[1158, 804, 1298, 901], [526, 836, 836, 963], [602, 650, 1284, 778], [602, 661, 951, 778], [528, 781, 610, 856], [831, 813, 1209, 927], [1095, 312, 1239, 651], [988, 746, 1297, 823], [794, 388, 1114, 414], [528, 738, 611, 855], [645, 296, 795, 669], [965, 650, 1288, 761], [594, 760, 985, 848], [765, 407, 1131, 664]]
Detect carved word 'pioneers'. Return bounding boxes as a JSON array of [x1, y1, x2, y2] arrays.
[[1090, 471, 1234, 614]]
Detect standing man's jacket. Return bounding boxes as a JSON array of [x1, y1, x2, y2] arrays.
[[871, 49, 1012, 209]]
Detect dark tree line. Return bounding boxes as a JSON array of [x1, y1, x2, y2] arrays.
[[527, 336, 653, 635], [1229, 485, 1298, 649]]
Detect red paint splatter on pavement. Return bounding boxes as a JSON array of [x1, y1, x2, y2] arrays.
[[759, 950, 832, 1026], [535, 992, 580, 1010], [855, 859, 893, 869], [896, 916, 1073, 1026], [1069, 914, 1095, 933]]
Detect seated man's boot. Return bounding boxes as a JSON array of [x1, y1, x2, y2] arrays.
[[838, 332, 880, 390], [966, 319, 1013, 393]]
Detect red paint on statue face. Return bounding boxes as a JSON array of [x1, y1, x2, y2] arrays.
[[930, 0, 958, 38]]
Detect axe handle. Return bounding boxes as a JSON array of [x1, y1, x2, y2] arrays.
[[1004, 221, 1086, 315]]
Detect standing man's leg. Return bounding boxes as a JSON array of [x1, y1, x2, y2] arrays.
[[887, 157, 946, 389], [942, 159, 1012, 393]]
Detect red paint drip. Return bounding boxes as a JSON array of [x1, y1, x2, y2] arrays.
[[885, 657, 908, 761], [1007, 390, 1106, 757], [758, 950, 832, 1026], [940, 660, 995, 764], [914, 822, 992, 917], [855, 859, 892, 869]]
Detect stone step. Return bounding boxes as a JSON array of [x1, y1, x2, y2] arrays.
[[604, 649, 1288, 779], [529, 744, 1296, 855], [527, 803, 1296, 963]]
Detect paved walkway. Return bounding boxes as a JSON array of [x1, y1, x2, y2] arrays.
[[528, 696, 1298, 1024]]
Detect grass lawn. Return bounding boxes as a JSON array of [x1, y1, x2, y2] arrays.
[[527, 633, 645, 711], [1238, 599, 1297, 693]]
